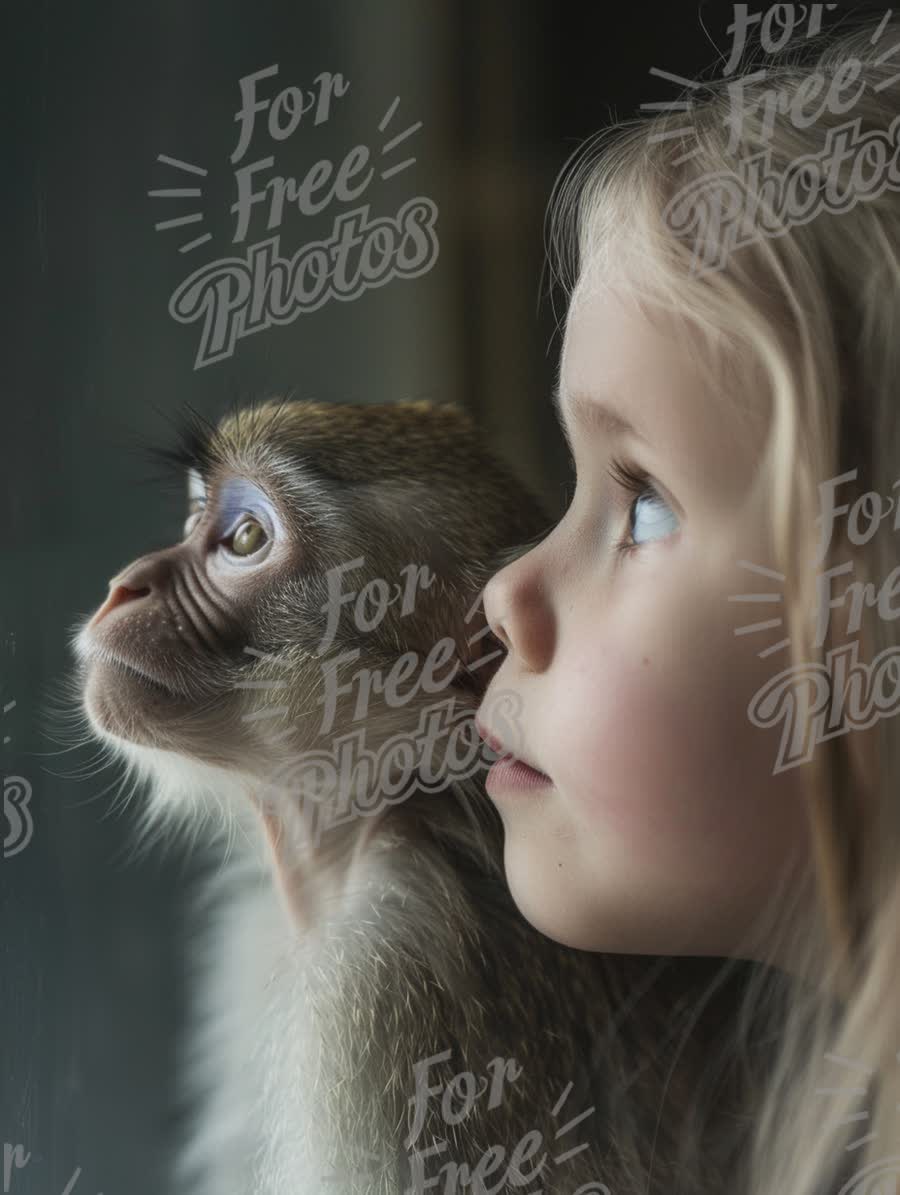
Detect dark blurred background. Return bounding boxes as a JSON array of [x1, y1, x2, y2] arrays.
[[2, 2, 883, 1191]]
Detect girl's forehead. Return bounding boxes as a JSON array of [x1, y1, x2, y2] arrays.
[[561, 285, 700, 401], [559, 286, 771, 511]]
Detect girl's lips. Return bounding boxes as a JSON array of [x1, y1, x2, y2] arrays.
[[485, 755, 553, 795], [475, 718, 508, 757], [474, 718, 552, 791]]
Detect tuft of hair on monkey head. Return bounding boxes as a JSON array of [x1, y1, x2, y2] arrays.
[[73, 397, 765, 1195]]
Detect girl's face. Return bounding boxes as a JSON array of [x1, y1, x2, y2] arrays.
[[478, 283, 814, 966]]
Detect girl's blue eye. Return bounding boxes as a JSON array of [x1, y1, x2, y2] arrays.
[[629, 491, 679, 546], [606, 456, 680, 555]]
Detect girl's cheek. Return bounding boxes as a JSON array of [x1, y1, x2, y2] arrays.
[[548, 646, 708, 840], [546, 629, 802, 869]]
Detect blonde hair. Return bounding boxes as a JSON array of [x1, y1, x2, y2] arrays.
[[546, 12, 900, 1195]]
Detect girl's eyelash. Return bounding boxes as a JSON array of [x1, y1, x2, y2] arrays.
[[606, 455, 662, 558], [606, 455, 651, 498]]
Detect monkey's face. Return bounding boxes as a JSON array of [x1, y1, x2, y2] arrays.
[[78, 466, 313, 764], [76, 471, 299, 766], [73, 400, 548, 820]]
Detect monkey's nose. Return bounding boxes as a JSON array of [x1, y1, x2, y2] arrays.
[[90, 584, 151, 627]]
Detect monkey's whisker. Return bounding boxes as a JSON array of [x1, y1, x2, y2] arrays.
[[235, 680, 290, 691]]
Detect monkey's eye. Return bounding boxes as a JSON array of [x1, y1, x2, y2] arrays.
[[225, 517, 268, 557]]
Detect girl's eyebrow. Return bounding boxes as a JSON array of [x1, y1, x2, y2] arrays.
[[552, 381, 649, 453]]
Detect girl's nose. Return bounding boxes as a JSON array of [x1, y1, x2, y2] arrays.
[[483, 545, 555, 675]]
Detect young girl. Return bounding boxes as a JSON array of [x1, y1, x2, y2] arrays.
[[477, 12, 900, 1195]]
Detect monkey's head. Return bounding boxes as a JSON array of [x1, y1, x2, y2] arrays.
[[73, 399, 547, 839]]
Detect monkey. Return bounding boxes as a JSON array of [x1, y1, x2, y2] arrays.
[[72, 398, 765, 1195]]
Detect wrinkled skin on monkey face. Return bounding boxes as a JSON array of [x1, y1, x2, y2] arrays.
[[79, 471, 302, 766], [74, 399, 547, 816]]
